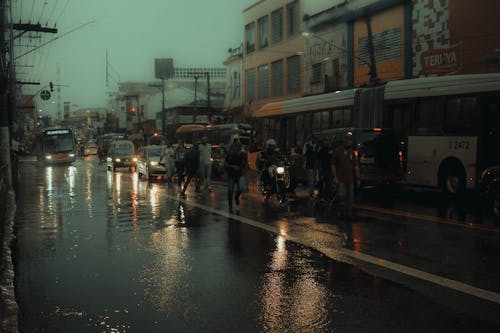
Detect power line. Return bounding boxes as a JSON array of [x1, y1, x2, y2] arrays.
[[14, 20, 94, 60], [54, 0, 69, 24]]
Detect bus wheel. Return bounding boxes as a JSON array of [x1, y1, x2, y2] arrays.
[[441, 168, 465, 194]]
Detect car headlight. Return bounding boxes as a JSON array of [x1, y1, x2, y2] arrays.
[[69, 153, 75, 157], [276, 166, 285, 174], [45, 155, 52, 160], [115, 158, 121, 162], [150, 161, 159, 166], [133, 157, 138, 162]]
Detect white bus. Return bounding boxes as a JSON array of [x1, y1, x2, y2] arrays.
[[252, 73, 500, 193], [384, 73, 500, 193]]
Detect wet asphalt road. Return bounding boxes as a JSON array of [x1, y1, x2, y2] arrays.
[[12, 156, 500, 332]]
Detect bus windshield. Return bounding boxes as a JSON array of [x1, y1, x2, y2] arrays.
[[42, 133, 75, 153]]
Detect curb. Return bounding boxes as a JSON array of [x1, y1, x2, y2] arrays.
[[0, 191, 19, 333]]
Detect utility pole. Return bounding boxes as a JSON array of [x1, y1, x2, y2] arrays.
[[193, 75, 199, 123], [188, 71, 212, 123], [0, 0, 13, 189]]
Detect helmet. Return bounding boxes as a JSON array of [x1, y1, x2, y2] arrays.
[[344, 132, 353, 140], [265, 138, 277, 148]]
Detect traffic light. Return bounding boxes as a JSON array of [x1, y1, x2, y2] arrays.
[[49, 82, 53, 92]]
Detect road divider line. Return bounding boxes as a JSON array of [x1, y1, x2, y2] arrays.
[[165, 193, 500, 305], [354, 203, 500, 233]]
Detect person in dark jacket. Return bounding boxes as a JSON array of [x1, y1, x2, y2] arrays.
[[224, 141, 247, 211], [174, 139, 187, 189], [180, 142, 200, 196]]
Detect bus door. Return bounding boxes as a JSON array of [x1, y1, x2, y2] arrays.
[[479, 96, 500, 170]]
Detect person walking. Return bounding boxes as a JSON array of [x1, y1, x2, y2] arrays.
[[224, 141, 247, 211], [160, 141, 175, 183], [198, 135, 212, 191], [174, 139, 187, 189], [316, 137, 335, 204], [180, 142, 201, 196], [332, 132, 360, 220], [302, 135, 317, 198]]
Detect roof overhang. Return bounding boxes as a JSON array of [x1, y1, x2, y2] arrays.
[[253, 90, 357, 118]]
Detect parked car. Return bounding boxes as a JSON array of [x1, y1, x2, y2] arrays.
[[84, 140, 98, 155], [480, 165, 500, 219], [106, 140, 137, 171], [136, 145, 167, 181]]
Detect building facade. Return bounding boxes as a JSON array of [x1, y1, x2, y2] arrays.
[[412, 0, 500, 76], [243, 0, 306, 114], [223, 45, 244, 122]]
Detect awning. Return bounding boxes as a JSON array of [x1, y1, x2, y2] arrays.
[[252, 89, 357, 118]]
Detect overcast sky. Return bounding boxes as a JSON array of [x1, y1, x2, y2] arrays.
[[12, 0, 255, 112]]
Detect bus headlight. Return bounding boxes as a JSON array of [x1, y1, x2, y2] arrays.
[[276, 166, 285, 175], [115, 158, 121, 162]]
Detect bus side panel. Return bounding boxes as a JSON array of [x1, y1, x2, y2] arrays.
[[406, 136, 477, 189]]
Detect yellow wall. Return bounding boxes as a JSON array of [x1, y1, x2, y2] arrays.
[[354, 5, 405, 86]]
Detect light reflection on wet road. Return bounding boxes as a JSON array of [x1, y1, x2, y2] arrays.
[[13, 157, 499, 332]]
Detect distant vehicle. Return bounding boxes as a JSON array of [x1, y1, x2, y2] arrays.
[[35, 128, 77, 165], [147, 133, 166, 146], [83, 140, 98, 156], [97, 133, 125, 161], [106, 140, 137, 171], [211, 144, 227, 179], [175, 123, 253, 151], [480, 166, 500, 219], [314, 127, 403, 185], [136, 145, 167, 181]]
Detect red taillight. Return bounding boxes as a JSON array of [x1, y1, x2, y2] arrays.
[[354, 150, 359, 159]]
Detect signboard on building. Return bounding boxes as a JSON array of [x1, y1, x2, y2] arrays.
[[420, 43, 463, 75], [155, 58, 174, 79]]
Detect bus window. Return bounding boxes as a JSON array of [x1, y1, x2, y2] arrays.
[[444, 97, 478, 135], [312, 112, 322, 131], [415, 97, 443, 135]]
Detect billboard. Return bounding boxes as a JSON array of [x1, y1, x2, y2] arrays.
[[155, 58, 174, 79]]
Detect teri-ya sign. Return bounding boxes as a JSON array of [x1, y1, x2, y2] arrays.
[[420, 43, 463, 75]]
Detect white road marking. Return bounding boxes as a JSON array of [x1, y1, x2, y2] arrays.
[[166, 193, 500, 305]]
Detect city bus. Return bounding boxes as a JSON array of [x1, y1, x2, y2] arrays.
[[252, 73, 500, 193], [175, 123, 253, 150], [36, 128, 77, 165], [383, 73, 500, 193]]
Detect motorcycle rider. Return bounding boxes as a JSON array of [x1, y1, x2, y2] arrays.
[[256, 138, 283, 198]]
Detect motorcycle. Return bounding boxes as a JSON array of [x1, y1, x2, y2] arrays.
[[259, 157, 292, 205]]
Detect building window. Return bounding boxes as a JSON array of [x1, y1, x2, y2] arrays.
[[271, 8, 283, 44], [287, 55, 300, 94], [271, 60, 284, 97], [332, 59, 340, 89], [245, 68, 256, 102], [258, 16, 269, 49], [245, 22, 256, 54], [311, 63, 322, 84], [258, 65, 269, 99], [358, 27, 402, 66], [287, 1, 300, 38]]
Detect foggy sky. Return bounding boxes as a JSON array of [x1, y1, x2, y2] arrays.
[[12, 0, 255, 113]]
